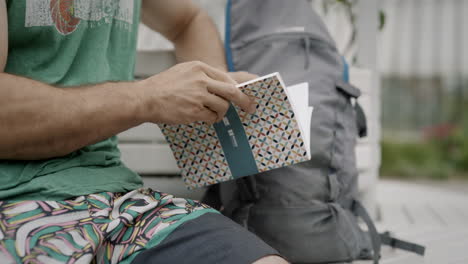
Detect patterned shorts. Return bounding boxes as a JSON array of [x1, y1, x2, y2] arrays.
[[0, 188, 277, 264]]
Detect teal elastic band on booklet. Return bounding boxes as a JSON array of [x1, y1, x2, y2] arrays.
[[213, 104, 259, 179]]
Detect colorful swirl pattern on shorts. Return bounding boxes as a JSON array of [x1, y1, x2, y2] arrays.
[[0, 188, 212, 264]]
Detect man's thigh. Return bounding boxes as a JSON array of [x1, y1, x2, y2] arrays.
[[131, 212, 280, 264], [0, 189, 281, 264]]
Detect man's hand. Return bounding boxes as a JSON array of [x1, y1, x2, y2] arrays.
[[141, 0, 259, 125], [137, 61, 257, 125]]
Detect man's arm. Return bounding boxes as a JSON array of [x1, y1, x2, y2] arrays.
[[0, 64, 254, 160], [0, 1, 254, 160], [0, 73, 144, 160], [0, 1, 142, 159], [142, 0, 228, 70], [141, 0, 256, 84]]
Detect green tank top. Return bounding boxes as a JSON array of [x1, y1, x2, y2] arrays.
[[1, 0, 144, 200]]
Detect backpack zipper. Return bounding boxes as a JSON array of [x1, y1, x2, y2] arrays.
[[231, 31, 335, 69], [231, 31, 329, 49]]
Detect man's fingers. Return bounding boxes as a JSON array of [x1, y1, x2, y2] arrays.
[[198, 108, 218, 125], [203, 94, 230, 122], [199, 62, 237, 85], [206, 79, 256, 114], [191, 62, 256, 114]]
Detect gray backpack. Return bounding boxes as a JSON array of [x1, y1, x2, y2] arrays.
[[202, 0, 425, 263]]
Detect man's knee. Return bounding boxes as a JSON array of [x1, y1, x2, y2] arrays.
[[253, 255, 289, 264]]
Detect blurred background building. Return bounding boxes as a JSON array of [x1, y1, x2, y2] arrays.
[[317, 0, 468, 181], [380, 0, 467, 137], [379, 0, 468, 180]]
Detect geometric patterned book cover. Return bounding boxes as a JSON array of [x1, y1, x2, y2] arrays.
[[159, 73, 310, 189]]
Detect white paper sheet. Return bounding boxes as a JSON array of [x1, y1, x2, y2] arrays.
[[284, 82, 313, 157]]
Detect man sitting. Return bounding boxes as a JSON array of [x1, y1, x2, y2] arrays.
[[0, 0, 287, 263]]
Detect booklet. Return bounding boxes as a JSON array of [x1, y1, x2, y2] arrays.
[[159, 73, 313, 189]]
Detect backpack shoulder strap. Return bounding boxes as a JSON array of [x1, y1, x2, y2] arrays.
[[353, 200, 381, 264], [353, 200, 426, 263], [380, 232, 426, 256]]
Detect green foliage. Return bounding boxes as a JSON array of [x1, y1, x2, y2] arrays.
[[381, 126, 468, 180], [439, 127, 468, 171], [321, 0, 386, 30], [379, 10, 386, 31], [320, 0, 386, 63]]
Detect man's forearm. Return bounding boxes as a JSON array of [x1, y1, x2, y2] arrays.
[[142, 1, 228, 71], [171, 10, 228, 71], [0, 73, 143, 160]]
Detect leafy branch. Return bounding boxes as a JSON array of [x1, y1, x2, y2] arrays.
[[321, 0, 386, 61]]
